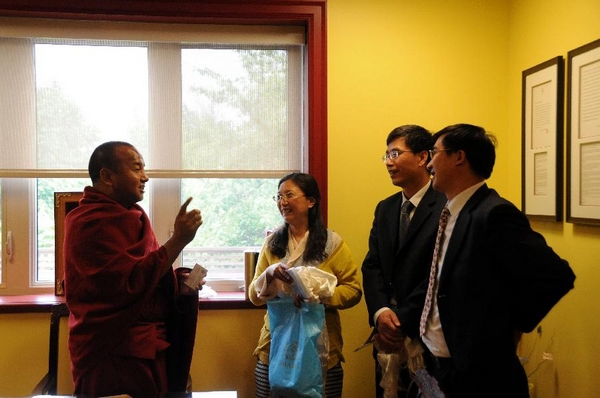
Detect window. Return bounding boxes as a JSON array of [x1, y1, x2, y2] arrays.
[[0, 5, 327, 296]]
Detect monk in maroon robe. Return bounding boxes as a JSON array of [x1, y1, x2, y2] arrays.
[[64, 142, 203, 397]]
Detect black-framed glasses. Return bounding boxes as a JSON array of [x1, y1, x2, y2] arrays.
[[272, 193, 306, 202], [428, 148, 453, 158], [382, 149, 412, 162]]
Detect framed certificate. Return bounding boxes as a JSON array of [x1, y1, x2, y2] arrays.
[[522, 56, 564, 220], [567, 38, 600, 225]]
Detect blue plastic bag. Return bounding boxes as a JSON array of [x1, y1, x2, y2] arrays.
[[268, 296, 326, 398]]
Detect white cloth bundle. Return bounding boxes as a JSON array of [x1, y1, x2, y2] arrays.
[[286, 266, 337, 302]]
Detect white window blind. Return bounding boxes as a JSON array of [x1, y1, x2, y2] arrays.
[[0, 18, 305, 178]]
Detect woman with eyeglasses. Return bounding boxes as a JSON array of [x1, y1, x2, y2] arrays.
[[248, 172, 362, 398]]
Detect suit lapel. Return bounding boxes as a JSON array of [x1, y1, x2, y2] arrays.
[[440, 185, 489, 280], [384, 193, 402, 255], [397, 186, 436, 253]]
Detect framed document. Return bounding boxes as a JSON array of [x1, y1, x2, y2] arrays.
[[54, 191, 83, 295], [567, 38, 600, 225], [522, 56, 564, 220]]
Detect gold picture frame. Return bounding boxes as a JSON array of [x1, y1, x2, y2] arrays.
[[54, 191, 83, 296]]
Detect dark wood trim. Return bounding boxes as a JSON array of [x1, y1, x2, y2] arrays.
[[0, 294, 65, 314], [0, 0, 328, 223]]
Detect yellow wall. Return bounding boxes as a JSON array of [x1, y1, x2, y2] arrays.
[[0, 309, 268, 397], [506, 0, 600, 397], [328, 1, 511, 397], [0, 313, 53, 394], [1, 0, 599, 397]]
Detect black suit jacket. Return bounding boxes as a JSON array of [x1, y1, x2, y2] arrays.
[[398, 185, 575, 396], [362, 184, 446, 326]]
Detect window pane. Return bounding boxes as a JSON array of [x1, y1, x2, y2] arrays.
[[35, 43, 150, 168], [181, 178, 282, 289], [181, 47, 301, 171]]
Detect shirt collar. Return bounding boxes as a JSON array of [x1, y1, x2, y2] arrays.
[[402, 181, 431, 208], [447, 181, 485, 217]]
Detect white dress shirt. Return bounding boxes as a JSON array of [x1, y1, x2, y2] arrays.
[[422, 181, 485, 357]]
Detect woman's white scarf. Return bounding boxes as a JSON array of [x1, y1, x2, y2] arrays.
[[255, 229, 337, 302]]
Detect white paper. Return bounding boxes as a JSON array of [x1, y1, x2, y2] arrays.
[[184, 263, 208, 289]]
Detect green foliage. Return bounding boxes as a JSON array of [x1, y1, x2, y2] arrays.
[[182, 178, 282, 247]]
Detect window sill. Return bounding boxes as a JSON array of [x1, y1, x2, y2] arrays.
[[0, 294, 64, 314], [0, 293, 264, 314], [199, 292, 265, 310]]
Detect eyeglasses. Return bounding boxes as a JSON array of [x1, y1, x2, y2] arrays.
[[428, 148, 453, 159], [382, 149, 413, 162], [272, 193, 306, 202]]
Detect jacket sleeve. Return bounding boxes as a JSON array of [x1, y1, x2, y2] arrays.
[[247, 239, 277, 306], [361, 201, 391, 325], [489, 203, 575, 332], [322, 238, 362, 310]]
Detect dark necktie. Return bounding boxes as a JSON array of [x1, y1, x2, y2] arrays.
[[399, 200, 414, 245], [419, 205, 450, 336]]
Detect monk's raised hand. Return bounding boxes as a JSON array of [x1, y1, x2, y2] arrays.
[[173, 197, 202, 244]]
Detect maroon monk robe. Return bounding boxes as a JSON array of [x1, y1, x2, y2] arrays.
[[64, 186, 197, 395]]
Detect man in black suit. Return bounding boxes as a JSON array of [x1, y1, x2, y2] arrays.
[[397, 123, 575, 397], [362, 124, 446, 397]]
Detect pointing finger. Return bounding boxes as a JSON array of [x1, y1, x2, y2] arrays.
[[179, 197, 193, 215]]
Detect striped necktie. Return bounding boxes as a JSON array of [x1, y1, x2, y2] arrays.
[[399, 200, 414, 244], [419, 205, 450, 336]]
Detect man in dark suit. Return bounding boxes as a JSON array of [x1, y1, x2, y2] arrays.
[[397, 123, 575, 397], [362, 125, 446, 397]]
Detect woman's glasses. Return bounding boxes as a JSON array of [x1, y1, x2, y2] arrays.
[[272, 193, 305, 202]]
